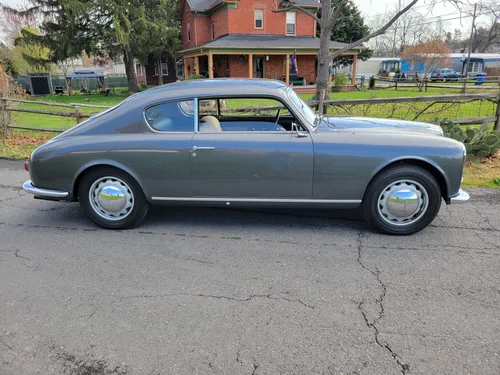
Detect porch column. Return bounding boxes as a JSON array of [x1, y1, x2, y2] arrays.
[[248, 54, 253, 78], [351, 54, 358, 85], [183, 57, 188, 79], [208, 53, 214, 79], [285, 54, 290, 85], [194, 56, 199, 75]]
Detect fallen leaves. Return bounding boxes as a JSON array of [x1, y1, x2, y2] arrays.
[[1, 133, 54, 159]]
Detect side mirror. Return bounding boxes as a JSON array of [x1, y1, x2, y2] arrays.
[[292, 122, 308, 138]]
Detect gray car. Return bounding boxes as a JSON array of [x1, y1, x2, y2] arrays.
[[23, 79, 469, 235]]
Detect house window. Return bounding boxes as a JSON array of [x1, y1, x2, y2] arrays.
[[467, 62, 480, 73], [211, 23, 215, 40], [286, 12, 296, 35], [187, 23, 191, 42], [254, 10, 263, 29], [161, 62, 168, 76]]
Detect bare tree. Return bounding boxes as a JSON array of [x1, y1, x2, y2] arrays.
[[0, 1, 42, 46], [451, 0, 499, 53], [275, 0, 418, 110], [401, 40, 451, 91]]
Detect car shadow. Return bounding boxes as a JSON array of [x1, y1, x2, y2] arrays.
[[143, 205, 366, 230]]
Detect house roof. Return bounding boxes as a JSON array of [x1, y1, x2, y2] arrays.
[[180, 34, 358, 53], [186, 0, 320, 11]]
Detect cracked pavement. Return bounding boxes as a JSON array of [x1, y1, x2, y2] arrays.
[[1, 158, 499, 375]]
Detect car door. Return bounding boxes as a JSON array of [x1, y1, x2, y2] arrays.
[[143, 99, 195, 198], [190, 97, 314, 199]]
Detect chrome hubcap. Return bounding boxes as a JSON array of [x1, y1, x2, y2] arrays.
[[378, 180, 428, 226], [89, 177, 134, 221]]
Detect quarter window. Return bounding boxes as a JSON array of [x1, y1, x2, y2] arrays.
[[254, 10, 263, 29], [145, 100, 194, 132], [286, 12, 296, 35]]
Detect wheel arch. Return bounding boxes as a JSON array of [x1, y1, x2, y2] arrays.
[[365, 157, 449, 202], [72, 160, 149, 201]]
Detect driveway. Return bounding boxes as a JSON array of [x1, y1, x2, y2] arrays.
[[1, 159, 499, 375]]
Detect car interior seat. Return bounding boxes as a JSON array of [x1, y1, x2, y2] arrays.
[[199, 115, 222, 132]]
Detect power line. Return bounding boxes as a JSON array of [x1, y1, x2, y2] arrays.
[[363, 0, 476, 20]]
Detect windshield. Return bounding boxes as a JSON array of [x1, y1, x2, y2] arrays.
[[286, 88, 316, 126]]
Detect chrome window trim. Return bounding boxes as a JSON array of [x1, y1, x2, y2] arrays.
[[194, 93, 313, 133], [151, 197, 361, 204], [143, 98, 196, 134]]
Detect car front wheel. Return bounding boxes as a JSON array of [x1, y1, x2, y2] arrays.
[[78, 167, 150, 229], [363, 165, 441, 235]]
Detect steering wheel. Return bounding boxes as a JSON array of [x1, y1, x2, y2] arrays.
[[275, 108, 281, 124]]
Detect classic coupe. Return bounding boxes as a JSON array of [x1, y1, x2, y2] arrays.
[[23, 79, 469, 235]]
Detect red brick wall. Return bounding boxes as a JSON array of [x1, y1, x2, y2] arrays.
[[296, 55, 316, 84], [263, 55, 284, 80], [227, 1, 315, 36], [195, 16, 212, 46], [229, 55, 250, 78], [210, 9, 229, 40], [181, 1, 317, 50], [182, 4, 197, 49]]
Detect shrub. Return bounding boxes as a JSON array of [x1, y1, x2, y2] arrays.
[[188, 74, 205, 80], [333, 73, 350, 87], [436, 118, 500, 159]]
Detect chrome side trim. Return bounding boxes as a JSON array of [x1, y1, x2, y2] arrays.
[[151, 197, 361, 204], [23, 180, 70, 198], [449, 188, 470, 204]]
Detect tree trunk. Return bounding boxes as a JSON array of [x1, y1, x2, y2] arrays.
[[316, 0, 334, 114], [157, 57, 164, 85], [317, 29, 330, 113], [123, 47, 140, 93]]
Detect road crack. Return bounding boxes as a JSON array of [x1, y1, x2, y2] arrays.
[[355, 232, 410, 374], [121, 292, 314, 309]]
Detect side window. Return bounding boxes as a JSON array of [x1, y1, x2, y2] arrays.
[[197, 97, 299, 133], [199, 99, 218, 117], [220, 98, 290, 117], [145, 100, 194, 132]]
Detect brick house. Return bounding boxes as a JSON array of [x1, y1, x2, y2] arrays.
[[177, 0, 360, 86]]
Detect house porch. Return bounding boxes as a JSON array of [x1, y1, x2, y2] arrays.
[[179, 34, 360, 87]]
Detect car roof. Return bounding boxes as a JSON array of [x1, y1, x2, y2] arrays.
[[132, 78, 290, 105]]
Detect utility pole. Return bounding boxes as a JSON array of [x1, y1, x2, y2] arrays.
[[462, 3, 477, 94]]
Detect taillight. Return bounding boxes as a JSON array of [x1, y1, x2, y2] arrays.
[[24, 161, 29, 172]]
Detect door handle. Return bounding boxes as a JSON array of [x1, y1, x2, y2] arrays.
[[192, 146, 215, 151]]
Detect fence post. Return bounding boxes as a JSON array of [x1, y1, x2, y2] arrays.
[[494, 95, 500, 131], [1, 98, 10, 136], [74, 106, 82, 124]]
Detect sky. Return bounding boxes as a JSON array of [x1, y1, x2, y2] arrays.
[[1, 0, 481, 43]]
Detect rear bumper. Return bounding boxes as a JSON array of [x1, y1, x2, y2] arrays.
[[23, 180, 70, 199], [449, 188, 470, 204]]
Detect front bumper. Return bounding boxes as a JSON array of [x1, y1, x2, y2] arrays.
[[23, 180, 70, 198], [449, 188, 470, 204]]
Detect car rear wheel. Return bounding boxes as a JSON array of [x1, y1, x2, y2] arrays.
[[363, 165, 441, 235], [78, 167, 150, 229]]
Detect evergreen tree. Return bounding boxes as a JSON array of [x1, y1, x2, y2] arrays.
[[5, 0, 179, 92]]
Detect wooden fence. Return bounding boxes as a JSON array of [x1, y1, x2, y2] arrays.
[[1, 92, 500, 135]]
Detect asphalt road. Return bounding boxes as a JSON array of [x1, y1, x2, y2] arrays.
[[1, 158, 499, 375]]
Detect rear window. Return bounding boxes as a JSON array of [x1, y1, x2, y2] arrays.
[[145, 100, 195, 132]]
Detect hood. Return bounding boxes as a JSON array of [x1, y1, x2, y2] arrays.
[[319, 116, 444, 136]]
